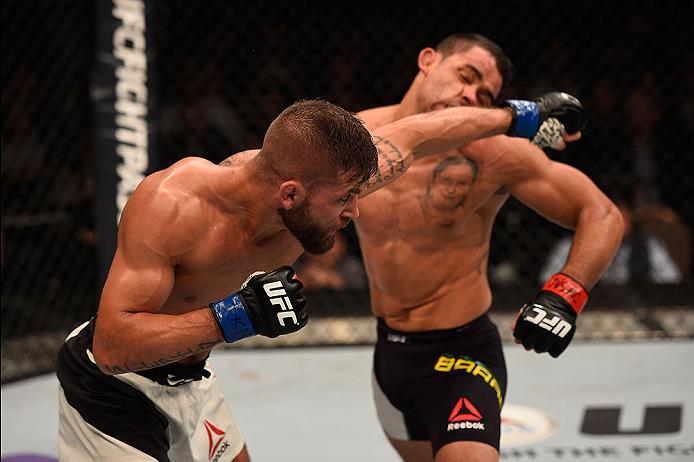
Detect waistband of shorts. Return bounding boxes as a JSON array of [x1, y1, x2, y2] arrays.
[[377, 313, 491, 343], [134, 357, 211, 386]]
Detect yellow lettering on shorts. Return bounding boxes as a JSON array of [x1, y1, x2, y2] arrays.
[[434, 355, 455, 372], [490, 378, 503, 408], [472, 364, 492, 383], [434, 355, 504, 408], [453, 358, 475, 373]]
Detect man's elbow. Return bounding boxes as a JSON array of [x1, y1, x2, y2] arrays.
[[92, 334, 121, 375], [612, 202, 626, 240], [600, 200, 626, 244]]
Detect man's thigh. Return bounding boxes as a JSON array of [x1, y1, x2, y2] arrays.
[[388, 437, 433, 462], [387, 438, 498, 462], [412, 367, 503, 456], [435, 440, 498, 462]]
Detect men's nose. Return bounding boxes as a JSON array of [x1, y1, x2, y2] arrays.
[[342, 197, 359, 219], [460, 86, 478, 106]]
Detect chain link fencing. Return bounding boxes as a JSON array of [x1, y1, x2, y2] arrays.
[[2, 1, 693, 383], [2, 2, 97, 342]]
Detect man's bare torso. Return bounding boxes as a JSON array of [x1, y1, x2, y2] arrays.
[[163, 221, 301, 316], [119, 157, 302, 362], [358, 107, 514, 331]]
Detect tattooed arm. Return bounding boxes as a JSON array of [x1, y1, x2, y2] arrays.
[[359, 135, 413, 196], [360, 106, 512, 196]]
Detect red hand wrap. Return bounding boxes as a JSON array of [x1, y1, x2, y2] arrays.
[[542, 273, 588, 314]]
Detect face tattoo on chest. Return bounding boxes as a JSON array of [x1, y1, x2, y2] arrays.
[[419, 155, 479, 223]]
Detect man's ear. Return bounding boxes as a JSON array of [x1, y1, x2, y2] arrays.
[[418, 47, 439, 76], [279, 181, 307, 210]]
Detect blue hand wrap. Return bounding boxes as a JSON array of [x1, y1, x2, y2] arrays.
[[210, 293, 257, 343], [505, 100, 540, 139]]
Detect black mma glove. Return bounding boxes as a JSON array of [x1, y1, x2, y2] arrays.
[[504, 92, 587, 148], [512, 273, 588, 358], [210, 266, 308, 343]]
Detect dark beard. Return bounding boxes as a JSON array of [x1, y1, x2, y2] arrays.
[[278, 200, 336, 255]]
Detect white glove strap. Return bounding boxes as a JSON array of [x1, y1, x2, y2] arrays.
[[532, 117, 565, 150], [241, 271, 266, 289]]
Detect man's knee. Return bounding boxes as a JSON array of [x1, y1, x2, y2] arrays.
[[232, 444, 251, 462], [389, 437, 433, 462], [435, 440, 498, 462]]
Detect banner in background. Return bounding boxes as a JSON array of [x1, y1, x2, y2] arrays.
[[93, 0, 158, 285]]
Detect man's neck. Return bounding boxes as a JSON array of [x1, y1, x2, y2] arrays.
[[394, 76, 425, 119], [214, 161, 288, 244]]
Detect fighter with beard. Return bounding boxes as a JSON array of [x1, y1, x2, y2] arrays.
[[56, 95, 583, 461]]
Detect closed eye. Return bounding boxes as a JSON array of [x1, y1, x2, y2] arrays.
[[460, 71, 474, 84]]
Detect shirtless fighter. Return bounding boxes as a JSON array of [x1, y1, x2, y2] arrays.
[[355, 33, 625, 461], [56, 95, 578, 461]]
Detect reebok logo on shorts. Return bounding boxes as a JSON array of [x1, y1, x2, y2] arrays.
[[447, 397, 485, 431], [204, 419, 230, 461]]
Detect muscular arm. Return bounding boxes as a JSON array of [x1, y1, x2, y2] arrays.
[[92, 170, 223, 375], [502, 139, 625, 288], [361, 107, 512, 196]]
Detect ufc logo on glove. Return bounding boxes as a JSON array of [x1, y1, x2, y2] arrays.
[[523, 305, 573, 338], [210, 266, 308, 342], [513, 273, 587, 357], [263, 281, 298, 326]]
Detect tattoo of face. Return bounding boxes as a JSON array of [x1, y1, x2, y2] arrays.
[[101, 341, 219, 374], [423, 155, 479, 212], [365, 135, 407, 189]]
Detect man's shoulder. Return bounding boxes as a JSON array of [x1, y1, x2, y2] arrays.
[[357, 105, 399, 130], [462, 135, 555, 181], [137, 157, 213, 190], [121, 162, 211, 256], [167, 156, 216, 175], [219, 149, 259, 167], [126, 158, 214, 225], [135, 158, 210, 201]]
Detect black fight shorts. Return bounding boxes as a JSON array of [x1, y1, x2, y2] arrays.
[[372, 314, 507, 455]]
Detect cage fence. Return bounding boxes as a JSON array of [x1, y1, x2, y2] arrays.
[[2, 1, 693, 384]]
